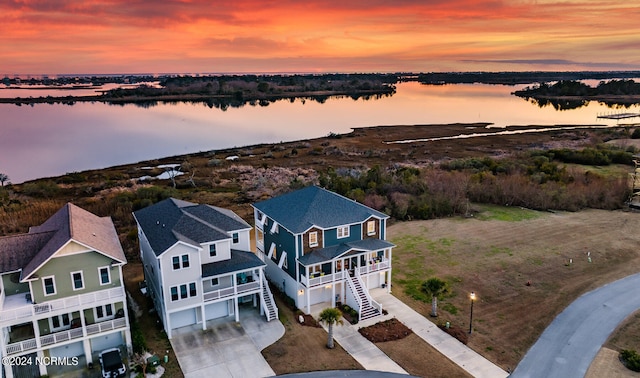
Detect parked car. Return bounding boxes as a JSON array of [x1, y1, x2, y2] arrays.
[[99, 348, 126, 378]]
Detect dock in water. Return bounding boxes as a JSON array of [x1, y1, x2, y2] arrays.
[[597, 112, 640, 120]]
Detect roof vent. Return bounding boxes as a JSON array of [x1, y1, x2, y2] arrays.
[[156, 221, 160, 225], [92, 233, 96, 237], [162, 224, 165, 228]]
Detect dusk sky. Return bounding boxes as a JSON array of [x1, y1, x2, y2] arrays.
[[2, 1, 640, 75]]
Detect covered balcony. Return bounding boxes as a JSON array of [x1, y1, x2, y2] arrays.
[[299, 238, 394, 288], [201, 250, 265, 303]]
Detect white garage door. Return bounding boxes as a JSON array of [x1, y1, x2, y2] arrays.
[[50, 341, 83, 358], [205, 301, 229, 320], [170, 308, 197, 330], [91, 331, 124, 353]]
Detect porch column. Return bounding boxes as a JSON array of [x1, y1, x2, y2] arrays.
[[0, 326, 14, 378], [234, 298, 240, 322], [32, 319, 42, 348], [259, 270, 264, 316], [37, 349, 47, 376], [387, 248, 393, 293], [201, 304, 206, 331], [83, 339, 93, 366], [306, 287, 311, 314]]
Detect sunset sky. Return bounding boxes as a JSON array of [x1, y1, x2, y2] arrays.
[[2, 0, 640, 75]]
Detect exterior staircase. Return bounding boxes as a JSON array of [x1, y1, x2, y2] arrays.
[[346, 272, 382, 322], [261, 275, 278, 321]]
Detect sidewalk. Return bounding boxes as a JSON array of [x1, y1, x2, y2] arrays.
[[311, 306, 409, 375], [371, 290, 509, 378]]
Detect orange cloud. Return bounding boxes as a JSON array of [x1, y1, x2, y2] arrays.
[[1, 1, 639, 74]]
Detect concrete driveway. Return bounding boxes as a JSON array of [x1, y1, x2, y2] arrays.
[[512, 272, 640, 378], [170, 307, 284, 378]]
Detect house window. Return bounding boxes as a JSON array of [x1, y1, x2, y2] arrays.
[[337, 226, 350, 239], [283, 255, 288, 270], [211, 278, 219, 286], [180, 284, 188, 299], [43, 276, 56, 296], [173, 254, 190, 269], [71, 271, 84, 291], [209, 244, 217, 257], [189, 282, 197, 297], [171, 287, 179, 301], [367, 220, 376, 235], [51, 313, 71, 330], [95, 304, 113, 320], [309, 232, 318, 247], [232, 233, 239, 244], [99, 267, 111, 285]]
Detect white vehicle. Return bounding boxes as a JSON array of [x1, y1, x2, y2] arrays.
[[99, 348, 126, 378]]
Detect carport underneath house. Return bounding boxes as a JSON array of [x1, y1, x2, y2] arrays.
[[296, 238, 394, 315], [163, 250, 277, 337]]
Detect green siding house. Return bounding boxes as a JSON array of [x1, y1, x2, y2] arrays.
[[252, 186, 394, 321], [0, 203, 130, 378]]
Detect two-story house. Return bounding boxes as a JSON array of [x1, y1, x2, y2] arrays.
[[0, 203, 131, 378], [133, 198, 277, 339], [252, 186, 394, 322]]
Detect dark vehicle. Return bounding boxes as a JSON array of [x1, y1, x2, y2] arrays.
[[99, 348, 126, 378]]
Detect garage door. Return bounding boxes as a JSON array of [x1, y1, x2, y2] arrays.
[[205, 301, 229, 320], [170, 308, 197, 330], [50, 341, 83, 358], [91, 331, 124, 353]]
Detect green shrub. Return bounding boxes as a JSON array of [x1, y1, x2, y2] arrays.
[[620, 349, 640, 372]]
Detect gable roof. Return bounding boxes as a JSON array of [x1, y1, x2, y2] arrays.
[[0, 203, 126, 280], [133, 198, 251, 256], [252, 186, 388, 234]]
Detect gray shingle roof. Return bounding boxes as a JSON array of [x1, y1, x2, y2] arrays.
[[0, 203, 126, 280], [133, 198, 250, 256], [252, 186, 388, 234], [202, 250, 265, 277], [298, 238, 395, 266]]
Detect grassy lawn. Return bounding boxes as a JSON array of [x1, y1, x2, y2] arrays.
[[388, 207, 640, 371]]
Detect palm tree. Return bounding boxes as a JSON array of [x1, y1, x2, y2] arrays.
[[421, 277, 449, 317], [319, 307, 343, 349]]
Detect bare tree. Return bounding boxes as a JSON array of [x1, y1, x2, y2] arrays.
[[0, 173, 9, 187]]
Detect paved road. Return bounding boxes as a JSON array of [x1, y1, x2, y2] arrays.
[[512, 272, 640, 378]]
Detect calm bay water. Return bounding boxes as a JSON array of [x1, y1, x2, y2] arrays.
[[1, 82, 638, 183]]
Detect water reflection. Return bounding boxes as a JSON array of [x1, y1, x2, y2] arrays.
[[2, 82, 639, 184]]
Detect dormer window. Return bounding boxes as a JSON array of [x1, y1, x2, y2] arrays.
[[367, 220, 376, 235], [309, 232, 318, 247], [232, 233, 239, 244], [337, 226, 349, 239], [209, 244, 217, 257]]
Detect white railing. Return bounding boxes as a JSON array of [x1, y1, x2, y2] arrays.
[[202, 281, 260, 302], [345, 274, 363, 319], [86, 317, 127, 336], [301, 270, 347, 288], [0, 287, 125, 325], [354, 271, 383, 318], [40, 327, 84, 347], [260, 276, 278, 321], [357, 259, 390, 275], [5, 338, 37, 355], [5, 317, 128, 355]]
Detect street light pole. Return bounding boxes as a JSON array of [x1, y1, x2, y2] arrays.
[[469, 292, 476, 334]]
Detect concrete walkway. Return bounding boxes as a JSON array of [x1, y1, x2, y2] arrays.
[[511, 272, 640, 378], [311, 306, 409, 375], [371, 290, 510, 378]]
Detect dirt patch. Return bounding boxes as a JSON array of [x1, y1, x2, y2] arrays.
[[359, 318, 412, 342]]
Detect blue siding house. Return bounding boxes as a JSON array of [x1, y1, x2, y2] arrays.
[[252, 186, 394, 321]]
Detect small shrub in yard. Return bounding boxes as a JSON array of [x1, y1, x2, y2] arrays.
[[620, 349, 640, 372]]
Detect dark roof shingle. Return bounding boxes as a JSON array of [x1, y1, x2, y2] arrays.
[[252, 186, 388, 234], [133, 198, 250, 256], [202, 250, 265, 277]]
